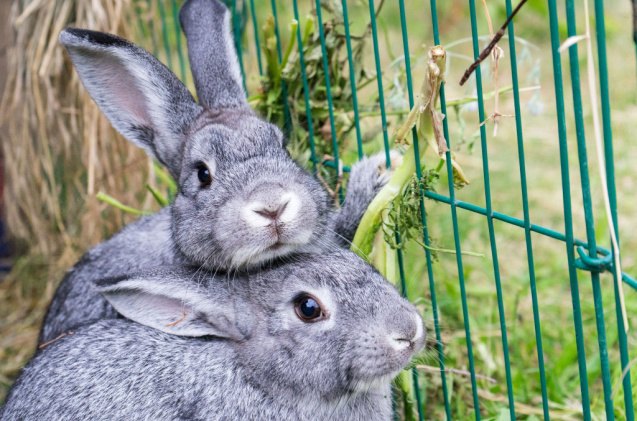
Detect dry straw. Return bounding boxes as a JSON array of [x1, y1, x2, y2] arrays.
[[0, 0, 161, 400]]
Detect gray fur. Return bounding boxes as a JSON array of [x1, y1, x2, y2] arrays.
[[3, 250, 424, 420], [180, 0, 246, 108], [40, 7, 393, 343], [333, 151, 400, 247]]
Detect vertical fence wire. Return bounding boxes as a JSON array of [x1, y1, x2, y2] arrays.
[[314, 1, 343, 203], [291, 0, 318, 173], [564, 0, 615, 419], [248, 0, 263, 75], [593, 0, 635, 418], [340, 0, 364, 160], [366, 0, 391, 168], [503, 0, 550, 418], [157, 0, 173, 71], [269, 0, 291, 133], [387, 1, 434, 417], [170, 0, 187, 82], [231, 0, 247, 94], [466, 0, 515, 417], [546, 0, 592, 418], [428, 0, 482, 418], [396, 0, 452, 417]]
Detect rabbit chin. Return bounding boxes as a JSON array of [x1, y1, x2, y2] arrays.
[[229, 234, 312, 268], [348, 371, 402, 394]]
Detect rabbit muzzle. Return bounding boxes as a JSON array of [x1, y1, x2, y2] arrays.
[[241, 183, 313, 249]]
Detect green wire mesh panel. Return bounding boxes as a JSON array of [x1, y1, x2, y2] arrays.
[[137, 0, 636, 419]]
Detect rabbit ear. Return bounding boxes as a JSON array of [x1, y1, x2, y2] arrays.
[[95, 270, 250, 341], [59, 28, 202, 178], [180, 0, 247, 109]]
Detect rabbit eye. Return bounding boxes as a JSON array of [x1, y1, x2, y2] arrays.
[[196, 163, 212, 187], [294, 293, 325, 322]]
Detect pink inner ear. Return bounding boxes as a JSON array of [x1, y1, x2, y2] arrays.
[[95, 52, 152, 126]]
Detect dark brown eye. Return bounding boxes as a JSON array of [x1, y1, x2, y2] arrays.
[[196, 163, 212, 187], [294, 294, 325, 322]]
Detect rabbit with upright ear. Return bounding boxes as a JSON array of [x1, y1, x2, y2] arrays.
[[39, 0, 396, 344], [2, 250, 425, 420]]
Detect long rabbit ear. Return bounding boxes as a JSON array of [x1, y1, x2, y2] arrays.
[[59, 28, 202, 178], [180, 0, 247, 109], [95, 269, 251, 341]]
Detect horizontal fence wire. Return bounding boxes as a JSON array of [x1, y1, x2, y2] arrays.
[[139, 0, 637, 419], [466, 0, 515, 417]]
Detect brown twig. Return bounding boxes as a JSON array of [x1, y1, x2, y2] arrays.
[[38, 331, 74, 350], [459, 0, 529, 86]]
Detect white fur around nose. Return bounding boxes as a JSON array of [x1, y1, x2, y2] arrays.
[[387, 335, 411, 351], [241, 202, 272, 228], [278, 192, 300, 223], [412, 313, 424, 343]]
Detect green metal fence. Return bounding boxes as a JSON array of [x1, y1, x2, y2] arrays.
[[138, 0, 636, 419]]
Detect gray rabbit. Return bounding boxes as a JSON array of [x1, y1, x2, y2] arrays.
[[3, 250, 425, 420], [40, 0, 396, 344]]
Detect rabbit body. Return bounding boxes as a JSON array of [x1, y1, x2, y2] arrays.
[[39, 0, 394, 344], [6, 251, 424, 421], [7, 321, 392, 421]]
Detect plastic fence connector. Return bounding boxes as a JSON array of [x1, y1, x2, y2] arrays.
[[170, 0, 187, 82], [504, 0, 550, 418], [366, 0, 391, 168], [397, 1, 451, 419], [314, 1, 342, 203], [563, 1, 615, 419], [428, 0, 482, 419], [593, 0, 635, 418], [248, 0, 263, 75], [340, 0, 363, 160], [546, 0, 592, 418], [157, 0, 173, 71], [466, 1, 515, 418]]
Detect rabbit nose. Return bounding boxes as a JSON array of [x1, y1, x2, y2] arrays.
[[254, 200, 288, 221], [386, 312, 425, 351], [242, 192, 301, 228]]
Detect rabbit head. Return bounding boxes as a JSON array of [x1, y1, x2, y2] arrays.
[[97, 249, 426, 401], [59, 21, 331, 271]]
